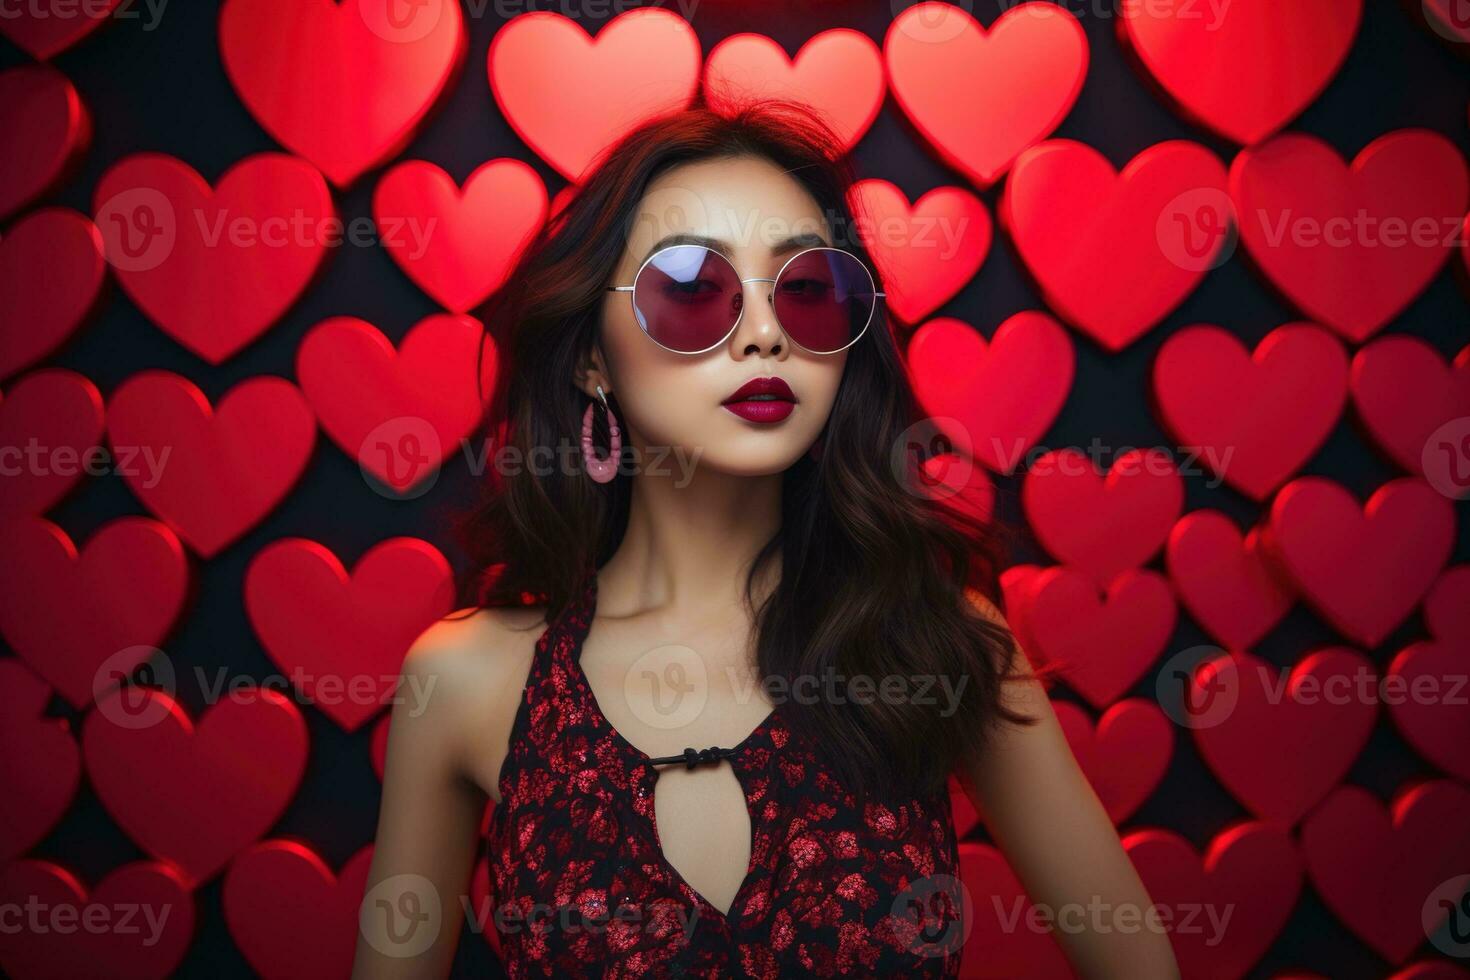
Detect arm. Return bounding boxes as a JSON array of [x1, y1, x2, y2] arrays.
[[957, 591, 1181, 980], [350, 619, 498, 979]]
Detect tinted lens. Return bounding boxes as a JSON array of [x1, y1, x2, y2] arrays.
[[772, 249, 877, 354], [631, 245, 742, 353]]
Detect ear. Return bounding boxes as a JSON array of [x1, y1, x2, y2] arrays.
[[573, 342, 611, 400]]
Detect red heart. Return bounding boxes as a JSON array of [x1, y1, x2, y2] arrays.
[[1423, 0, 1470, 44], [369, 713, 390, 780], [1053, 698, 1173, 824], [1424, 564, 1470, 643], [704, 30, 883, 152], [1265, 477, 1455, 648], [0, 368, 105, 521], [0, 516, 188, 709], [0, 860, 194, 979], [0, 0, 121, 59], [219, 0, 465, 189], [223, 840, 373, 979], [468, 853, 504, 957], [1126, 823, 1301, 980], [1351, 336, 1470, 477], [296, 314, 492, 496], [1118, 0, 1361, 145], [0, 207, 106, 381], [1022, 447, 1183, 586], [1026, 567, 1177, 709], [82, 686, 308, 885], [920, 453, 995, 527], [947, 773, 981, 839], [244, 537, 455, 732], [92, 153, 334, 365], [849, 180, 992, 326], [1301, 781, 1470, 963], [907, 313, 1074, 474], [1231, 131, 1470, 344], [0, 660, 79, 861], [1001, 139, 1231, 352], [1189, 649, 1377, 824], [955, 842, 1072, 979], [1153, 323, 1348, 500], [489, 8, 701, 182], [1387, 636, 1470, 780], [885, 2, 1087, 188], [1000, 564, 1043, 661], [373, 159, 547, 313], [106, 371, 317, 558], [1166, 510, 1293, 652], [0, 66, 90, 222]]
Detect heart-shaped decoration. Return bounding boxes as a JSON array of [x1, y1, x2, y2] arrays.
[[489, 8, 701, 182], [1421, 0, 1470, 46], [92, 153, 334, 365], [244, 537, 455, 732], [1118, 0, 1361, 144], [373, 159, 548, 313], [0, 0, 122, 59], [83, 686, 308, 885], [1351, 336, 1470, 477], [0, 66, 90, 222], [704, 30, 884, 152], [885, 2, 1087, 188], [1126, 823, 1301, 980], [0, 860, 193, 978], [1301, 781, 1470, 963], [1265, 476, 1455, 648], [1001, 139, 1231, 352], [1190, 649, 1378, 824], [468, 854, 504, 957], [907, 312, 1074, 474], [0, 368, 105, 521], [223, 840, 373, 979], [1387, 639, 1470, 780], [919, 453, 995, 527], [947, 773, 981, 839], [0, 207, 106, 381], [219, 0, 465, 189], [955, 842, 1073, 978], [1022, 447, 1183, 587], [849, 180, 992, 326], [0, 660, 80, 861], [296, 314, 493, 496], [1424, 564, 1470, 643], [106, 371, 317, 558], [1153, 322, 1348, 500], [0, 516, 188, 709], [1025, 566, 1177, 709], [1166, 510, 1293, 652], [1000, 564, 1043, 660], [1231, 131, 1470, 344], [1053, 698, 1173, 824]]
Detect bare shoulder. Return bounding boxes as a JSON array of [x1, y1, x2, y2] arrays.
[[394, 604, 550, 799]]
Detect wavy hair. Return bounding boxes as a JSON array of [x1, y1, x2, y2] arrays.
[[450, 94, 1043, 805]]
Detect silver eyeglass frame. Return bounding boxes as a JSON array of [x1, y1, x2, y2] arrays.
[[605, 244, 885, 356]]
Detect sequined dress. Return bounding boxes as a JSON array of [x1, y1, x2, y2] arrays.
[[483, 570, 965, 977]]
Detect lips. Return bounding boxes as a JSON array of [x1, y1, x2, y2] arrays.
[[722, 376, 797, 423]]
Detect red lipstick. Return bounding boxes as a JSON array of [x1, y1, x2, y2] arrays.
[[722, 376, 797, 423]]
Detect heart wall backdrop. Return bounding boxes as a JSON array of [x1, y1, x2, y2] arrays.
[[1, 1, 1468, 977]]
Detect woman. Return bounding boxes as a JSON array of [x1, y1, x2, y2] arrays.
[[353, 98, 1180, 978]]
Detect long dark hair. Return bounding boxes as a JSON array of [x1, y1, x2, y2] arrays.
[[451, 94, 1042, 804]]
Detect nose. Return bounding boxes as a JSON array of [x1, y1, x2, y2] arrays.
[[730, 276, 786, 356]]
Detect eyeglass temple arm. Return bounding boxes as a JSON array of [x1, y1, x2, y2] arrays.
[[606, 284, 886, 296]]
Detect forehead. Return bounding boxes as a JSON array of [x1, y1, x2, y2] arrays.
[[625, 155, 832, 258]]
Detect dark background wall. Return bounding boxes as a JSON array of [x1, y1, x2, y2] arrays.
[[3, 1, 1467, 977]]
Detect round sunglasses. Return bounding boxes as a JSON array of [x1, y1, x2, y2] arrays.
[[605, 244, 884, 355]]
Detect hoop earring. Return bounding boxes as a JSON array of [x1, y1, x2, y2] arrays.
[[581, 384, 621, 484]]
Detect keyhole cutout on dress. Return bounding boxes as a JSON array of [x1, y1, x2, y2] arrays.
[[649, 761, 754, 917]]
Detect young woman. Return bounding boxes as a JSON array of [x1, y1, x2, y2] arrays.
[[353, 99, 1180, 979]]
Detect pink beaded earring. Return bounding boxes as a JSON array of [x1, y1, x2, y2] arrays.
[[581, 384, 621, 484]]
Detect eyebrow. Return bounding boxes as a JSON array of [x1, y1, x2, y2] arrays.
[[639, 230, 832, 266]]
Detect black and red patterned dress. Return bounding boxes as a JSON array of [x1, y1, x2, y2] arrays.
[[483, 570, 965, 978]]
